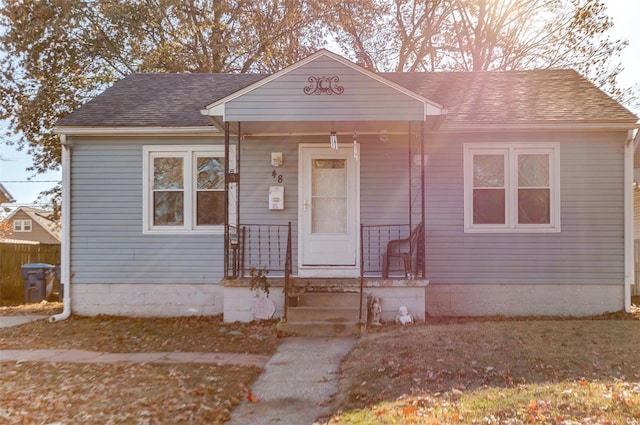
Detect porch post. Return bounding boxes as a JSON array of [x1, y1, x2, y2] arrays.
[[236, 123, 241, 227], [420, 120, 426, 278], [224, 121, 230, 277]]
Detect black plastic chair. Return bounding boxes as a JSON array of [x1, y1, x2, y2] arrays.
[[382, 223, 423, 279]]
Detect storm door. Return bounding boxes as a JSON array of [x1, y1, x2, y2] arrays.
[[299, 145, 359, 274]]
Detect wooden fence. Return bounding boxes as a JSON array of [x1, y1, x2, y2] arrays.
[[0, 242, 61, 305]]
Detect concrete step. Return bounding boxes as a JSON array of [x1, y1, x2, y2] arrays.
[[290, 291, 361, 307], [287, 306, 361, 322], [277, 320, 363, 337]]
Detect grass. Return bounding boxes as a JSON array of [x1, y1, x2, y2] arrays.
[[0, 308, 279, 424], [3, 302, 640, 424], [326, 314, 640, 424]]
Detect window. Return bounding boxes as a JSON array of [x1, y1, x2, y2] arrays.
[[143, 146, 235, 234], [464, 143, 560, 233], [14, 219, 32, 232]]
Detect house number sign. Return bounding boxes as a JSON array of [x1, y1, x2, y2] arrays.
[[272, 169, 283, 183], [303, 76, 344, 95]]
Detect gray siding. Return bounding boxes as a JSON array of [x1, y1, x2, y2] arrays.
[[70, 136, 225, 285], [225, 56, 425, 122], [238, 135, 419, 273], [237, 137, 300, 271], [424, 131, 625, 285], [70, 129, 626, 287]]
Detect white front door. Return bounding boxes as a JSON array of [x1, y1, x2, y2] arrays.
[[299, 144, 359, 275]]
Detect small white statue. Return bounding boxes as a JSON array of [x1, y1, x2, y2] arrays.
[[395, 305, 413, 325], [371, 297, 382, 326]]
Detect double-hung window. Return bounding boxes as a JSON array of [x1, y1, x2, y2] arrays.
[[143, 145, 235, 234], [464, 143, 560, 233], [14, 219, 32, 232]]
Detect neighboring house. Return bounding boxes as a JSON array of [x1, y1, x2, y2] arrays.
[[1, 206, 61, 245], [54, 50, 638, 322], [0, 182, 15, 204]]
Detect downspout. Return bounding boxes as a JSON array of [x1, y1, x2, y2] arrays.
[[623, 129, 635, 313], [50, 135, 71, 322]]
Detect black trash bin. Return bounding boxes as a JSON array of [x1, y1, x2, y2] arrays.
[[22, 263, 56, 303]]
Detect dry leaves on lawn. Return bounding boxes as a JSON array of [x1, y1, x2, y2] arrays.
[[1, 362, 262, 424]]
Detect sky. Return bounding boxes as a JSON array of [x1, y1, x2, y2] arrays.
[[0, 0, 638, 210]]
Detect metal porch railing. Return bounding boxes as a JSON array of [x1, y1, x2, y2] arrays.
[[225, 223, 293, 320], [360, 224, 424, 278]]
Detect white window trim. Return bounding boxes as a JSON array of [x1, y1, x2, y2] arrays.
[[14, 219, 33, 232], [464, 142, 560, 233], [142, 145, 236, 235]]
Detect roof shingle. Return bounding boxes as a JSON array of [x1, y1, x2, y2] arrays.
[[56, 69, 637, 128]]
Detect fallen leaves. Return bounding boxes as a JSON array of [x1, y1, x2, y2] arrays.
[[238, 382, 260, 403], [0, 314, 279, 355], [0, 362, 262, 424], [329, 319, 640, 424]]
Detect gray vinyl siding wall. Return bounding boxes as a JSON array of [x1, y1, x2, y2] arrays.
[[238, 134, 417, 273], [70, 129, 625, 286], [225, 56, 425, 122], [424, 130, 625, 285], [70, 136, 225, 285]]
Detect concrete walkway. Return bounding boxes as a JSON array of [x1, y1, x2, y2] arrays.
[[0, 349, 270, 367], [226, 337, 357, 425], [0, 315, 48, 328]]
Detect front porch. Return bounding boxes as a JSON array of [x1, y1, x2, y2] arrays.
[[222, 276, 429, 334]]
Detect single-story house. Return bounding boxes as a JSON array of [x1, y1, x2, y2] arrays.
[[53, 50, 638, 330]]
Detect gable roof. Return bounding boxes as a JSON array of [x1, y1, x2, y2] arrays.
[[3, 206, 61, 242], [201, 49, 445, 122], [0, 182, 15, 204], [55, 53, 638, 130]]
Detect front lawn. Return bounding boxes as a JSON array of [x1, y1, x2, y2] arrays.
[[0, 313, 278, 424], [328, 314, 640, 424]]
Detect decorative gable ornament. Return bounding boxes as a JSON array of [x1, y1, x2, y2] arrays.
[[303, 76, 344, 95]]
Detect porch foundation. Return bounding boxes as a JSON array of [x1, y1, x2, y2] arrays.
[[425, 283, 625, 317], [222, 278, 429, 323]]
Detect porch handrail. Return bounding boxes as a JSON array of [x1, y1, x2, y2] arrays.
[[225, 223, 291, 279], [225, 222, 292, 320], [283, 222, 292, 322]]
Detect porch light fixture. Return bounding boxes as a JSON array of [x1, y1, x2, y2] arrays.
[[330, 131, 338, 150], [353, 131, 358, 161]]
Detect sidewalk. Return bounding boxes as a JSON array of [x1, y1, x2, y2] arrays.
[[0, 315, 48, 328], [1, 315, 358, 424], [226, 337, 357, 425], [0, 349, 270, 367]]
